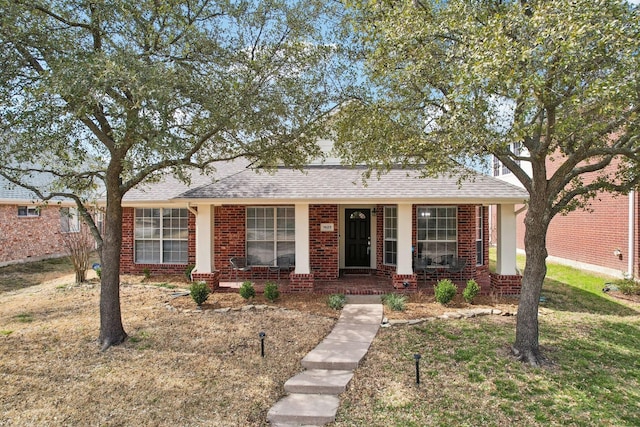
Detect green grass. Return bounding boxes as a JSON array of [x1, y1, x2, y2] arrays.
[[334, 252, 640, 426]]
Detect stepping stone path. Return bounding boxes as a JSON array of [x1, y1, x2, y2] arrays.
[[267, 295, 383, 426]]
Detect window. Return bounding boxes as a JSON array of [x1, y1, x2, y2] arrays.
[[17, 206, 39, 217], [493, 142, 523, 177], [60, 207, 81, 233], [476, 206, 483, 266], [384, 206, 397, 265], [246, 207, 295, 265], [134, 208, 188, 264], [416, 206, 457, 265]]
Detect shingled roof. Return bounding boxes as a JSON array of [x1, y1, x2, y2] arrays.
[[121, 159, 528, 205]]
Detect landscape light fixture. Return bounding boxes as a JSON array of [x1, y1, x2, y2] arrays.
[[414, 353, 421, 384], [259, 331, 266, 357]]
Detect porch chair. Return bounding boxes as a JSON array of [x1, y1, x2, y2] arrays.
[[445, 257, 467, 282], [230, 257, 252, 285], [268, 255, 293, 281], [414, 257, 429, 286]]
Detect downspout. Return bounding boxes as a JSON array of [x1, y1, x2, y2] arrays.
[[628, 191, 635, 279]]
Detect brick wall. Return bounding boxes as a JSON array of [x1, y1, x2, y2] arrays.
[[309, 204, 339, 280], [213, 205, 246, 281], [490, 273, 522, 296], [511, 158, 635, 277], [0, 204, 69, 265], [120, 207, 196, 276]]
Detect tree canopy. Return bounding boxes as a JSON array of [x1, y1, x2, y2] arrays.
[[0, 0, 353, 349], [337, 0, 640, 365]]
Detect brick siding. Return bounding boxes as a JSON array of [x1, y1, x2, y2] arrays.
[[309, 204, 339, 280], [0, 204, 69, 265]]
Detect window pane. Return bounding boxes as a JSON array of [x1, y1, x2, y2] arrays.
[[247, 241, 274, 265], [135, 241, 160, 263], [163, 240, 188, 263]]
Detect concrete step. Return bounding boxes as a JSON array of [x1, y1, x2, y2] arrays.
[[284, 369, 354, 394], [301, 339, 372, 370], [345, 295, 381, 304], [267, 393, 339, 426]]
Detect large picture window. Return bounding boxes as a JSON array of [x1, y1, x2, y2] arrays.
[[416, 206, 457, 265], [384, 206, 397, 265], [134, 208, 188, 264], [246, 207, 295, 265]]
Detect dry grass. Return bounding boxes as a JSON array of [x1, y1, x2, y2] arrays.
[[0, 274, 336, 426]]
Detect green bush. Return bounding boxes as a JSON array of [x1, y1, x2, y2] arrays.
[[435, 279, 458, 305], [382, 293, 407, 311], [615, 278, 640, 295], [143, 267, 151, 280], [264, 281, 280, 302], [189, 281, 210, 306], [463, 279, 480, 304], [239, 281, 256, 300], [327, 294, 347, 310], [95, 267, 102, 279], [184, 264, 195, 281]]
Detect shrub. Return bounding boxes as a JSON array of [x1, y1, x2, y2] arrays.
[[382, 293, 407, 311], [327, 294, 347, 310], [143, 267, 151, 280], [95, 267, 102, 279], [435, 279, 458, 305], [184, 265, 195, 281], [463, 279, 480, 304], [615, 278, 640, 295], [264, 281, 280, 302], [190, 281, 210, 306], [239, 281, 256, 300]]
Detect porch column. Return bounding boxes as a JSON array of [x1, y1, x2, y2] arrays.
[[294, 203, 310, 274], [496, 203, 518, 275], [397, 203, 413, 275], [191, 205, 220, 290], [392, 203, 417, 291]]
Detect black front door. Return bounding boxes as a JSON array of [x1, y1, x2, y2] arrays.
[[345, 209, 371, 267]]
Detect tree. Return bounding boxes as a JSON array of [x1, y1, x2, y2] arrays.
[[0, 0, 350, 350], [335, 0, 640, 365]]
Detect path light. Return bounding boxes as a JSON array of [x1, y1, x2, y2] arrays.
[[259, 331, 266, 357], [414, 353, 421, 384]]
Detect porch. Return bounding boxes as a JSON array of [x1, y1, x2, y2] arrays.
[[216, 274, 486, 295]]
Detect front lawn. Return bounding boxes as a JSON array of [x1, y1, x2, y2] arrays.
[[332, 255, 640, 426]]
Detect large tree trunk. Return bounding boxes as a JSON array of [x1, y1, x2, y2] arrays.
[[98, 167, 127, 351], [513, 196, 551, 366]]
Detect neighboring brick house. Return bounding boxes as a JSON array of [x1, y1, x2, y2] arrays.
[[0, 177, 85, 266], [492, 150, 638, 279], [120, 158, 528, 294]]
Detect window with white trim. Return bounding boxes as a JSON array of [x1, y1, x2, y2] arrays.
[[416, 206, 457, 265], [246, 207, 295, 265], [134, 208, 188, 264], [476, 206, 483, 266], [60, 207, 80, 233], [384, 206, 397, 265], [17, 206, 39, 217]]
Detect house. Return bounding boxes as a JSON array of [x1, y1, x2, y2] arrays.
[[120, 157, 528, 294], [492, 150, 637, 279], [0, 176, 86, 266]]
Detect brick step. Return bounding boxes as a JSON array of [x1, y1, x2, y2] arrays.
[[284, 369, 353, 395], [267, 394, 339, 426]]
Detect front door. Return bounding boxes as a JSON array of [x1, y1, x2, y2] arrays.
[[345, 209, 371, 267]]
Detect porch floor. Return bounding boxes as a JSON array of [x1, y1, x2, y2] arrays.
[[218, 274, 448, 295]]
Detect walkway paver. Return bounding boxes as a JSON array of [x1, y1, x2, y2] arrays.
[[267, 303, 383, 426]]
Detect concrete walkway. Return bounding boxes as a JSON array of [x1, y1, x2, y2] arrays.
[[267, 296, 383, 426]]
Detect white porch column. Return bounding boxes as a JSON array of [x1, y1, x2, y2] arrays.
[[194, 205, 212, 273], [294, 203, 310, 274], [496, 203, 518, 275], [397, 203, 413, 275]]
